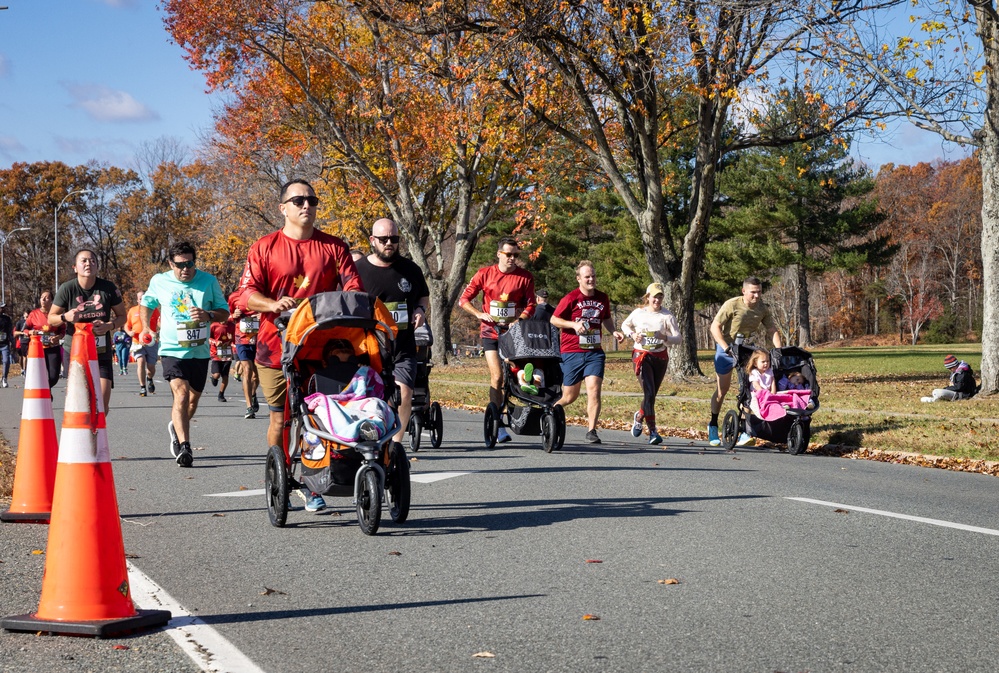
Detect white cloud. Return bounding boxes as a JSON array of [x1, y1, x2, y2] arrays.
[[63, 82, 160, 123], [0, 136, 26, 159]]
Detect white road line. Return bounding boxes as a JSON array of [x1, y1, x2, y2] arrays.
[[127, 562, 267, 673], [787, 497, 999, 536], [410, 471, 472, 483], [205, 489, 265, 497]]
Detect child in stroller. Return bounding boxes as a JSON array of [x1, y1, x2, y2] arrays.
[[720, 343, 819, 455]]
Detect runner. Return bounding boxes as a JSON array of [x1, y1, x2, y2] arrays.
[[49, 249, 127, 413], [24, 290, 66, 388], [125, 291, 160, 397], [13, 309, 28, 376], [0, 304, 14, 388], [238, 178, 362, 511], [229, 291, 260, 420], [354, 218, 430, 445], [139, 241, 229, 467], [550, 261, 626, 444], [112, 326, 131, 375], [458, 237, 536, 443], [209, 315, 236, 402]]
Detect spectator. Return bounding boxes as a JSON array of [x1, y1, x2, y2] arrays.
[[921, 354, 977, 402]]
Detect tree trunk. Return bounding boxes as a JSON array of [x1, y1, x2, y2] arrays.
[[796, 260, 812, 347], [427, 279, 453, 365], [979, 128, 999, 394]]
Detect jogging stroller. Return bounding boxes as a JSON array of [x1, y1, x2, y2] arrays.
[[407, 324, 443, 451], [483, 320, 566, 453], [721, 343, 819, 455], [264, 291, 410, 535]]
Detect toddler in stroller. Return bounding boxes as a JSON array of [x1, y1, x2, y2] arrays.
[[720, 343, 819, 455]]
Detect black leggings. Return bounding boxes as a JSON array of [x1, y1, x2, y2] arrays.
[[635, 352, 668, 429], [43, 347, 63, 389]]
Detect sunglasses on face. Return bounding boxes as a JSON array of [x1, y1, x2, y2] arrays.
[[499, 251, 520, 259], [172, 260, 196, 269], [282, 195, 319, 208], [372, 235, 400, 244]]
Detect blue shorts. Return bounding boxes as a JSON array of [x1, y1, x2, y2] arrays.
[[714, 344, 736, 375], [236, 344, 257, 362], [560, 350, 605, 386]]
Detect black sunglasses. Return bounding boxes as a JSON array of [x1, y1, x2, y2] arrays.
[[172, 259, 196, 269], [372, 235, 400, 244], [282, 195, 319, 208]]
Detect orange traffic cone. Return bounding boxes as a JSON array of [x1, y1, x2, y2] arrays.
[[2, 334, 59, 523], [2, 324, 170, 637]]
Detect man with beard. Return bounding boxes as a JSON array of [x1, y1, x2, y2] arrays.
[[354, 218, 430, 446]]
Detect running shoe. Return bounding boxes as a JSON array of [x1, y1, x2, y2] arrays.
[[245, 407, 255, 420], [707, 424, 720, 446], [304, 491, 326, 512], [496, 427, 512, 443], [736, 432, 755, 447], [523, 362, 535, 385], [358, 420, 379, 442], [649, 432, 663, 445], [631, 411, 643, 437], [585, 429, 601, 444], [147, 379, 155, 394], [210, 376, 218, 387], [1, 378, 7, 388], [139, 386, 147, 397], [251, 395, 260, 413], [168, 421, 180, 457], [217, 392, 227, 403], [176, 442, 193, 467]]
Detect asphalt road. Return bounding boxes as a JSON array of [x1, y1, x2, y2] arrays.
[[2, 369, 998, 673]]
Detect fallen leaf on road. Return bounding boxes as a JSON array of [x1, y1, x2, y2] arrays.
[[388, 551, 402, 556], [658, 578, 680, 585], [112, 645, 130, 650], [125, 553, 141, 559], [472, 651, 495, 658], [732, 457, 741, 460], [260, 587, 287, 596], [582, 614, 600, 620], [212, 513, 225, 517], [31, 550, 43, 555], [239, 486, 248, 491], [585, 559, 602, 564], [834, 508, 849, 514]]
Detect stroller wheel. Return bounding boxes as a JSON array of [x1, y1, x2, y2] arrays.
[[541, 411, 556, 453], [552, 404, 566, 451], [787, 421, 809, 455], [356, 468, 382, 535], [386, 442, 411, 523], [265, 445, 289, 528], [409, 412, 423, 453], [484, 402, 500, 448], [722, 410, 739, 450], [429, 402, 444, 449]]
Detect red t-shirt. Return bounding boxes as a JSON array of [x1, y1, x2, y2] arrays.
[[210, 321, 236, 361], [459, 265, 536, 340], [25, 308, 66, 349], [553, 288, 612, 353], [239, 228, 362, 368], [227, 289, 258, 346]]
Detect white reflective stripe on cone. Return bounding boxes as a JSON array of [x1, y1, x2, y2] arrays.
[[64, 360, 92, 413], [87, 359, 106, 415], [21, 398, 54, 421], [57, 426, 110, 464], [24, 356, 49, 390]]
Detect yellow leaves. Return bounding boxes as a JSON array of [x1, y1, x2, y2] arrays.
[[582, 614, 601, 621], [658, 578, 680, 585], [905, 67, 919, 80], [974, 70, 985, 84], [472, 651, 496, 658], [31, 550, 44, 555]]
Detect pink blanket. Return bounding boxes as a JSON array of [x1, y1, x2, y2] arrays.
[[753, 389, 810, 421]]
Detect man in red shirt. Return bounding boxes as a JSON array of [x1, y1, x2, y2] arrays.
[[208, 318, 236, 402], [459, 237, 535, 443], [551, 261, 625, 444], [229, 290, 260, 420], [238, 179, 362, 510]]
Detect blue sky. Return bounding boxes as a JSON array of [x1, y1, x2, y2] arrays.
[[0, 0, 973, 172]]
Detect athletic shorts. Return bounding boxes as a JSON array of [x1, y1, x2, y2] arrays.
[[482, 338, 499, 352], [97, 359, 115, 387], [161, 356, 210, 393], [256, 365, 287, 412], [210, 360, 232, 377], [236, 344, 257, 362], [714, 344, 737, 376], [131, 342, 159, 362], [392, 354, 417, 389], [560, 350, 606, 386]]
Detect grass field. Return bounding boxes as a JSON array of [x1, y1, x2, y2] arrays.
[[431, 344, 999, 464]]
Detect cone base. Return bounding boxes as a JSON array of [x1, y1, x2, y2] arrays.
[[0, 510, 51, 524], [2, 609, 172, 637]]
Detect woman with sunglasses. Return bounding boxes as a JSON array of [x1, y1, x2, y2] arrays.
[[458, 237, 536, 443]]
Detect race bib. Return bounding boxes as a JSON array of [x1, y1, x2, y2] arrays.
[[216, 345, 233, 361], [489, 300, 516, 324], [578, 329, 601, 350], [239, 317, 259, 335], [176, 320, 209, 349], [642, 330, 665, 352], [385, 301, 410, 330], [41, 334, 56, 347], [95, 332, 109, 354]]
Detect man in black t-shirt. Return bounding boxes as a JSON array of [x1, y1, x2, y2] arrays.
[[355, 218, 430, 444], [49, 248, 127, 413], [533, 289, 554, 323]]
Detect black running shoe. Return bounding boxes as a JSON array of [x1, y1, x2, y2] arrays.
[[251, 394, 259, 413], [585, 430, 602, 444], [177, 442, 193, 467], [147, 379, 156, 394], [139, 386, 147, 397], [210, 376, 218, 387], [218, 392, 227, 403], [245, 407, 255, 419]]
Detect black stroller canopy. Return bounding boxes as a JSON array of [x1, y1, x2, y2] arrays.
[[498, 320, 561, 360]]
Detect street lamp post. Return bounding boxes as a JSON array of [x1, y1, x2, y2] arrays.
[[0, 227, 31, 305], [54, 188, 92, 291]]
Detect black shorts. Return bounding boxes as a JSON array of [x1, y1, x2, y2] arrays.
[[482, 338, 499, 352], [161, 356, 210, 393], [211, 360, 232, 377], [392, 354, 417, 389], [98, 358, 115, 388]]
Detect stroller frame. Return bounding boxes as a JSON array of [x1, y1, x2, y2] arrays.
[[407, 324, 443, 451]]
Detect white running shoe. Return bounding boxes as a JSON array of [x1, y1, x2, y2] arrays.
[[631, 411, 642, 437]]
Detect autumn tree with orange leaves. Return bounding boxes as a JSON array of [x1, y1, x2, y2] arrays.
[[164, 0, 558, 355]]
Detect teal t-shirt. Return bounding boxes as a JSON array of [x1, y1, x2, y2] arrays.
[[141, 270, 227, 359]]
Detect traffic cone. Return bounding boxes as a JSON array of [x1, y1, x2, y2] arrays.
[[2, 334, 58, 523], [2, 324, 170, 637]]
